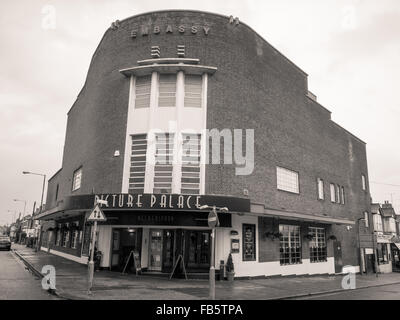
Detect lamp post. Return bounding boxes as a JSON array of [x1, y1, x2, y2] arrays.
[[356, 217, 365, 275], [22, 171, 46, 251], [199, 205, 229, 300]]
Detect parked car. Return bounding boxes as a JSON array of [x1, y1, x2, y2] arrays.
[[0, 236, 11, 251]]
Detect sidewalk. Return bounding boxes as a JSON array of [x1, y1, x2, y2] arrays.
[[12, 244, 400, 300]]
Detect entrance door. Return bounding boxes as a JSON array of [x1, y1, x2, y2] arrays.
[[186, 230, 211, 271], [333, 241, 343, 273], [162, 230, 175, 272], [365, 254, 375, 273], [148, 229, 163, 271], [110, 230, 120, 270]]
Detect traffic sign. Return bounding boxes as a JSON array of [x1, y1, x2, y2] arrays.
[[87, 204, 106, 222], [208, 209, 220, 228]]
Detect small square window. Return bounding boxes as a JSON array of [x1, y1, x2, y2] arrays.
[[277, 167, 299, 194]]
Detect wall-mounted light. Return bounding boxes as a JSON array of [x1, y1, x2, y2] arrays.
[[114, 150, 120, 157]]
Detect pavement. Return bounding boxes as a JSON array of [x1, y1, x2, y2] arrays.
[[0, 250, 58, 300], [10, 244, 400, 300]]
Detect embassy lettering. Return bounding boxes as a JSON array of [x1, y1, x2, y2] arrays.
[[130, 24, 210, 38]]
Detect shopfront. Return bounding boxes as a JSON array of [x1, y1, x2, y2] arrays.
[[38, 193, 249, 275]]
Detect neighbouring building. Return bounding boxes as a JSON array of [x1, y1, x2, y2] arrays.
[[37, 10, 372, 278], [372, 201, 400, 273]]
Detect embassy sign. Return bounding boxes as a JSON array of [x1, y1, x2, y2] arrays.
[[130, 24, 211, 38]]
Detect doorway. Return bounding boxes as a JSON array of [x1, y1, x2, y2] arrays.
[[333, 241, 343, 273], [185, 230, 211, 271], [110, 228, 142, 271], [148, 229, 163, 271]]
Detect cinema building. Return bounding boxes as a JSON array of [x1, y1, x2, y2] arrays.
[[37, 10, 373, 278]]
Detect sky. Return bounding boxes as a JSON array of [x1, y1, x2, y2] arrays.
[[0, 0, 399, 225]]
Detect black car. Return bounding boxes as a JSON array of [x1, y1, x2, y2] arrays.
[[0, 236, 11, 251]]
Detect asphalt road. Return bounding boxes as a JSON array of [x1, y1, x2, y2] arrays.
[[0, 249, 58, 300], [296, 283, 400, 300]]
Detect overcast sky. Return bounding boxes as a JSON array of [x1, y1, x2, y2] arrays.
[[1, 0, 399, 225]]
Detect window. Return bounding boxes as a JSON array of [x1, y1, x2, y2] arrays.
[[243, 224, 256, 261], [279, 225, 302, 265], [341, 187, 345, 205], [388, 218, 397, 233], [56, 227, 61, 246], [362, 174, 367, 191], [335, 185, 340, 204], [129, 134, 147, 193], [317, 178, 324, 200], [55, 184, 59, 201], [373, 214, 383, 232], [377, 243, 389, 264], [62, 229, 70, 247], [364, 212, 369, 228], [277, 167, 299, 194], [71, 229, 78, 249], [181, 133, 201, 194], [72, 167, 82, 191], [135, 75, 151, 108], [330, 184, 336, 203], [158, 74, 177, 107], [184, 74, 202, 108], [309, 227, 327, 263], [153, 133, 174, 193]]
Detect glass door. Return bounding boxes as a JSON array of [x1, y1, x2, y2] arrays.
[[148, 229, 163, 271], [186, 230, 211, 271], [110, 229, 120, 270], [162, 230, 175, 272]]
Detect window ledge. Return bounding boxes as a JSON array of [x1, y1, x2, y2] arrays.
[[120, 64, 217, 77]]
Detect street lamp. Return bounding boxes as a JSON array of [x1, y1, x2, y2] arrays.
[[23, 171, 46, 251], [199, 204, 229, 300], [22, 171, 46, 214]]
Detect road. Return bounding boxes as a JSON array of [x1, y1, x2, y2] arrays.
[[295, 283, 400, 300], [0, 249, 58, 300]]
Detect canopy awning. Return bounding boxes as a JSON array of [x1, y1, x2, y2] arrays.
[[251, 203, 355, 225]]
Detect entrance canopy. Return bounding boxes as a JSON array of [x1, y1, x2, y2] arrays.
[[37, 193, 250, 223], [251, 203, 356, 225]]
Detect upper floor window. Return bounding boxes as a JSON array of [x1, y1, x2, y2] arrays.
[[129, 134, 147, 194], [153, 133, 174, 194], [330, 183, 336, 203], [362, 174, 367, 191], [341, 187, 345, 205], [373, 214, 383, 232], [158, 74, 177, 107], [277, 167, 299, 194], [72, 168, 82, 191], [55, 184, 59, 201], [364, 212, 369, 228], [335, 185, 340, 204], [135, 75, 151, 108], [181, 133, 201, 195], [184, 74, 202, 108], [317, 178, 324, 200]]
